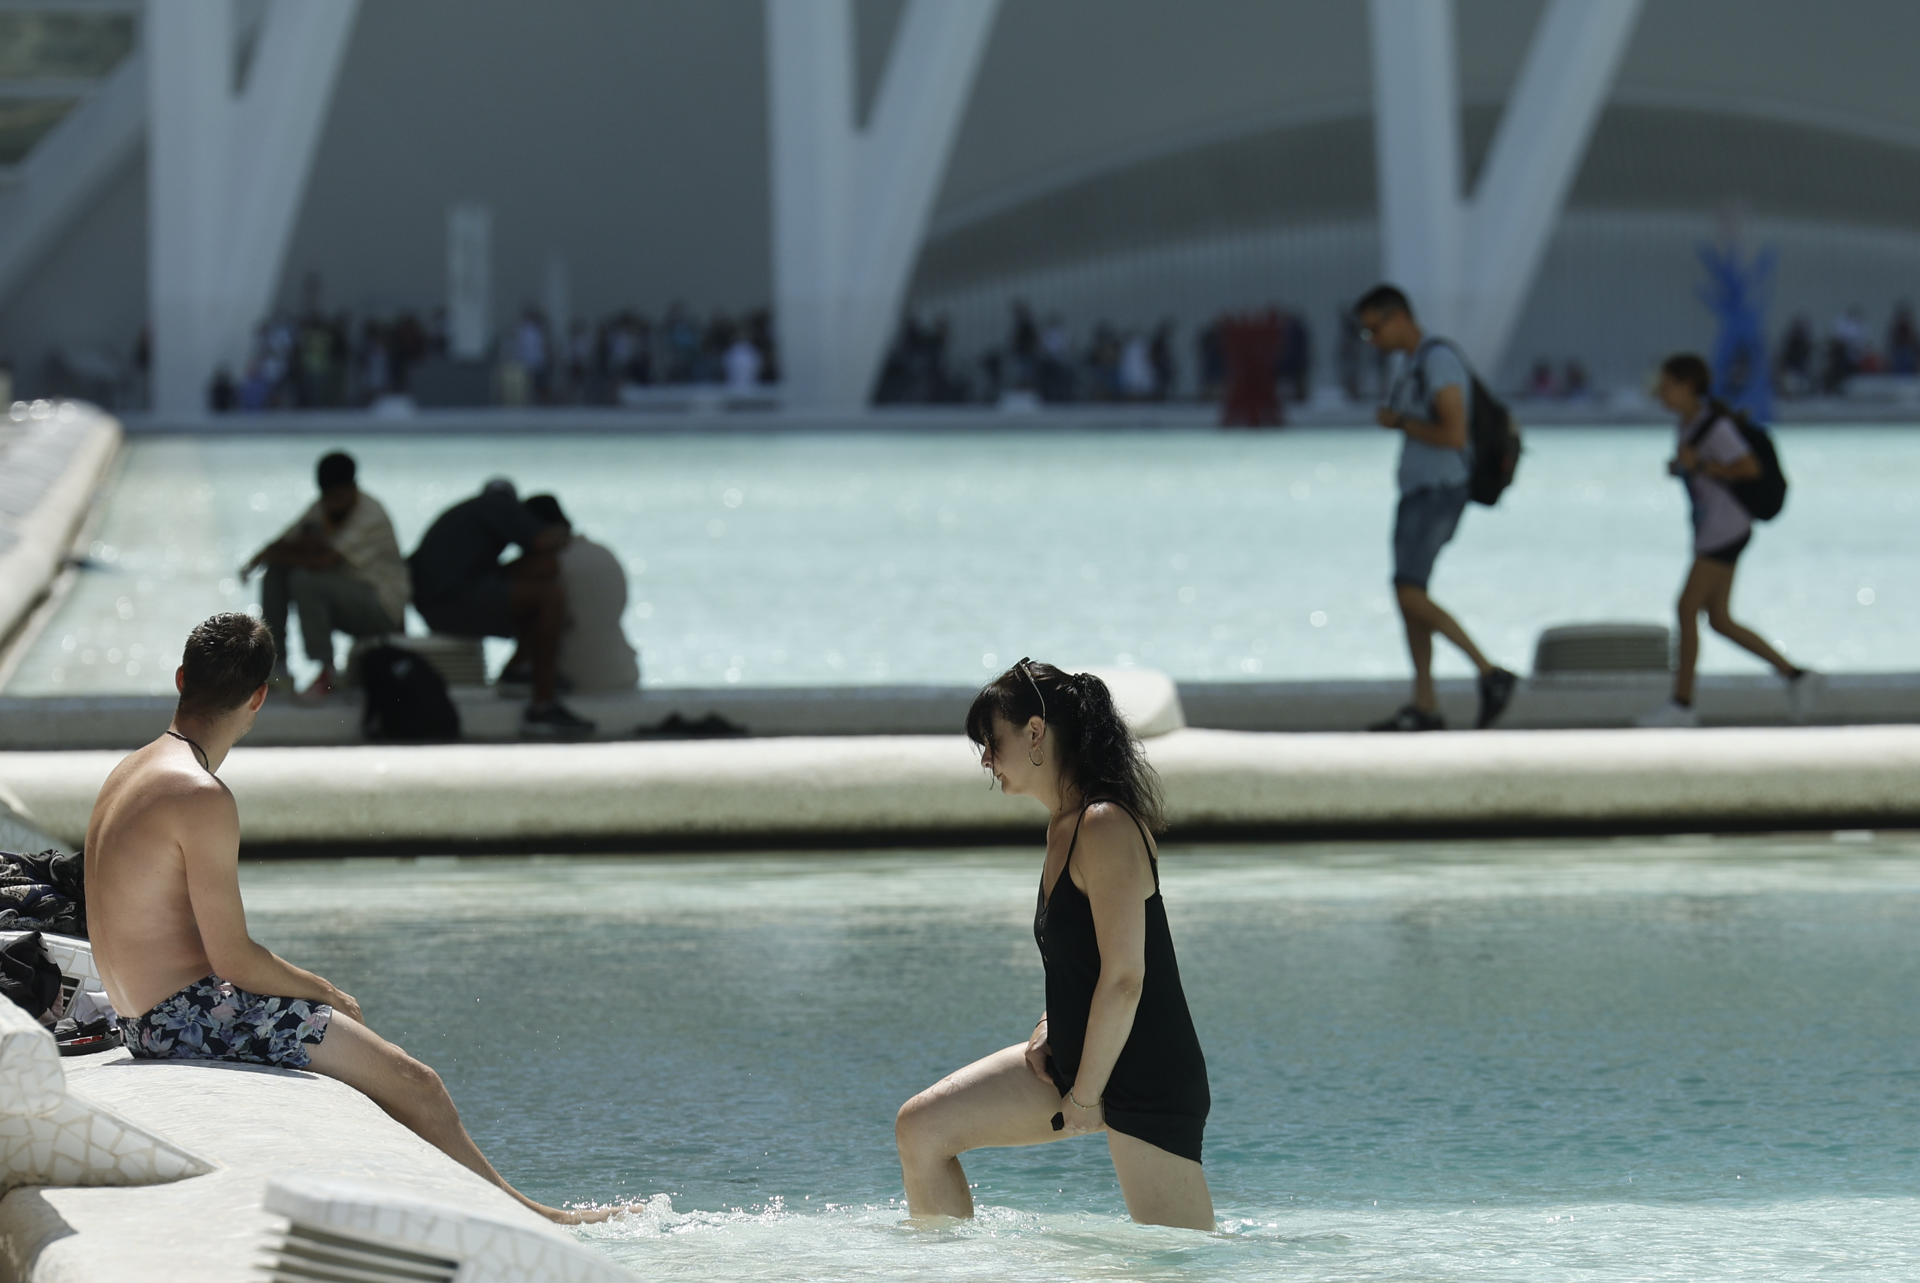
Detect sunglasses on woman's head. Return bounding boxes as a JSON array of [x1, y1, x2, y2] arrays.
[[1017, 656, 1045, 722]]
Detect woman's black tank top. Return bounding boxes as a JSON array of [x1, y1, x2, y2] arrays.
[[1034, 801, 1210, 1163]]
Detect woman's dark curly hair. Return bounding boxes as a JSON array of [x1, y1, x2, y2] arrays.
[[965, 659, 1166, 833]]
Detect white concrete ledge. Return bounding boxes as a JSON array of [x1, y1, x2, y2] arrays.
[[0, 667, 1185, 749], [0, 405, 121, 653], [262, 1174, 634, 1282], [0, 995, 213, 1203], [5, 725, 1919, 851], [6, 670, 1917, 751], [3, 1049, 604, 1282], [1151, 726, 1920, 830]]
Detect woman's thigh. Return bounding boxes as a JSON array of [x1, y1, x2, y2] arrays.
[[1680, 557, 1732, 611], [1106, 1129, 1215, 1230], [902, 1042, 1080, 1154]]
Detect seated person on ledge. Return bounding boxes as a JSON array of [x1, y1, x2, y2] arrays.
[[521, 494, 639, 694], [408, 478, 594, 736], [242, 451, 409, 704], [83, 612, 628, 1224]]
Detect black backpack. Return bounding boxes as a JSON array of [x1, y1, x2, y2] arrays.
[[360, 644, 461, 742], [1692, 400, 1788, 521], [1412, 338, 1523, 506]]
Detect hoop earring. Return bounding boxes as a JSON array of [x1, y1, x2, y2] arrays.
[[1028, 746, 1044, 767]]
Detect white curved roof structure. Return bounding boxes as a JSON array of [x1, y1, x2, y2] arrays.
[[0, 0, 1915, 406]]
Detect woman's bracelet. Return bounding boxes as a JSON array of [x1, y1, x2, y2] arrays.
[[1068, 1087, 1099, 1110]]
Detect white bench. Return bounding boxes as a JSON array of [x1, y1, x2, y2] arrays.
[[1533, 623, 1672, 677]]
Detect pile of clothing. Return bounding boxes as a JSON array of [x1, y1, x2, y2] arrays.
[[0, 849, 88, 1029], [0, 848, 86, 936]]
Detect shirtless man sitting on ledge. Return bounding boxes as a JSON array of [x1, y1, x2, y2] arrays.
[[84, 611, 623, 1225]]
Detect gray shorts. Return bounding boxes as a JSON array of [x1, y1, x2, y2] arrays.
[[1392, 485, 1470, 590], [415, 572, 515, 639]]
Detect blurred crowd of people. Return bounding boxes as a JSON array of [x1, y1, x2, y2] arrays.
[[880, 302, 1314, 407], [1775, 303, 1920, 396], [209, 290, 780, 412], [21, 291, 1919, 416], [878, 303, 1185, 405]]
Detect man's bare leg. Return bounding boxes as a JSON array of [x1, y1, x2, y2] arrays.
[[306, 1013, 628, 1224], [1397, 584, 1492, 712], [1397, 597, 1438, 712]]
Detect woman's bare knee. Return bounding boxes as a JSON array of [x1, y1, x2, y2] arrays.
[[895, 1092, 939, 1153]]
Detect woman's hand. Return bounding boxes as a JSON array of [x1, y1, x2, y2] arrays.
[[1025, 1018, 1051, 1083], [1675, 445, 1700, 474], [1375, 408, 1405, 431], [1054, 1088, 1104, 1136]]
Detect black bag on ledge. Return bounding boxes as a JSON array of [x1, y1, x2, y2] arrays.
[[359, 643, 462, 742], [0, 931, 63, 1024]]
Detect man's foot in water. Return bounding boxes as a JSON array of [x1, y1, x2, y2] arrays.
[[525, 1195, 649, 1225]]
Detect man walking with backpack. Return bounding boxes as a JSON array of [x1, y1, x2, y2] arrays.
[[1353, 284, 1519, 731], [1635, 353, 1819, 727]]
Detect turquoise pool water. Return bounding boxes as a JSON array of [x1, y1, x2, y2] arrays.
[[241, 836, 1920, 1280], [6, 426, 1912, 693]]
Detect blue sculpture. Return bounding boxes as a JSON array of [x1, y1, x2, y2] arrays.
[[1696, 238, 1775, 421]]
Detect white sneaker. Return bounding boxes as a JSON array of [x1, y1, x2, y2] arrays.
[[1634, 700, 1700, 728], [1786, 670, 1825, 725]]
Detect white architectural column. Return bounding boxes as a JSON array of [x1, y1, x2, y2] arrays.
[[766, 0, 856, 411], [1459, 0, 1644, 367], [147, 0, 231, 417], [833, 0, 1000, 408], [215, 0, 361, 374], [146, 0, 359, 416], [1368, 0, 1641, 375], [1367, 0, 1464, 337], [767, 0, 999, 410]]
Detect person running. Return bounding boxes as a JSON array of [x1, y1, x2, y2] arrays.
[[1636, 354, 1819, 727], [895, 660, 1213, 1231], [1352, 285, 1517, 731], [84, 613, 629, 1223]]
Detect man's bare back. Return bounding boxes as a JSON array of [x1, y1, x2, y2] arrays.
[[86, 736, 251, 1017]]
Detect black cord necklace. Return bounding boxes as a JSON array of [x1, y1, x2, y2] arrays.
[[164, 728, 211, 772]]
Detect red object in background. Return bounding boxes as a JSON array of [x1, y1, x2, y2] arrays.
[[1219, 310, 1283, 427]]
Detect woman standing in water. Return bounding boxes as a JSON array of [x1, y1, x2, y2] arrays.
[[895, 660, 1213, 1230]]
